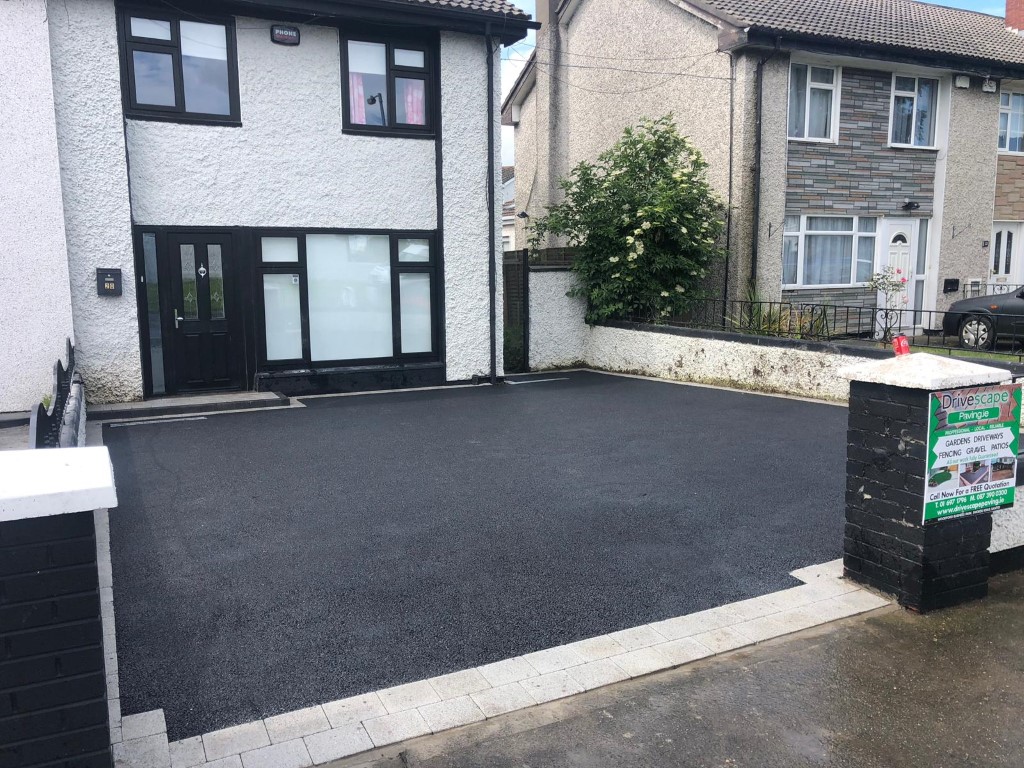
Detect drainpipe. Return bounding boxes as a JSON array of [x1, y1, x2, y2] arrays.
[[749, 38, 782, 295], [485, 24, 498, 385], [724, 52, 735, 308]]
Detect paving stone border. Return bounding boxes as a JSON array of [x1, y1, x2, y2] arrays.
[[107, 559, 888, 768]]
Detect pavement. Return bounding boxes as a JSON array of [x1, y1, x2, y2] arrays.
[[349, 570, 1024, 768], [0, 425, 29, 451], [103, 372, 849, 740]]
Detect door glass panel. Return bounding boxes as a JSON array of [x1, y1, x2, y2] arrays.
[[180, 21, 230, 115], [263, 274, 303, 360], [142, 233, 165, 394], [916, 220, 928, 273], [1007, 232, 1014, 275], [400, 273, 432, 353], [207, 244, 225, 320], [398, 238, 430, 262], [994, 231, 1003, 274], [131, 17, 172, 40], [307, 234, 392, 360], [180, 244, 198, 320], [133, 50, 176, 107], [262, 236, 299, 263]]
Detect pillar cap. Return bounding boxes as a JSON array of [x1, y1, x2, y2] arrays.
[[0, 446, 117, 522], [843, 352, 1011, 390]]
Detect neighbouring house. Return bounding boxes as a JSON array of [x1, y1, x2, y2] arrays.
[[0, 0, 534, 412], [503, 0, 1024, 324], [502, 165, 517, 251]]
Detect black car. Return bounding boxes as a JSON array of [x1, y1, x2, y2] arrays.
[[943, 288, 1024, 350]]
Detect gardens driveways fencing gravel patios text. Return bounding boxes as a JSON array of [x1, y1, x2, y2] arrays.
[[103, 371, 849, 741]]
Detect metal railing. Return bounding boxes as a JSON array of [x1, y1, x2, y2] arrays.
[[632, 299, 1024, 363], [28, 339, 83, 449], [961, 282, 1022, 298]]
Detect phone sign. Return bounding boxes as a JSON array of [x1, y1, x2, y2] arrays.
[[271, 25, 300, 45]]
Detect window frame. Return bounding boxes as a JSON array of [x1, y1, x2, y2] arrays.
[[782, 214, 879, 289], [888, 73, 940, 149], [787, 62, 841, 144], [340, 32, 437, 138], [998, 91, 1024, 154], [255, 229, 441, 368], [116, 5, 241, 125]]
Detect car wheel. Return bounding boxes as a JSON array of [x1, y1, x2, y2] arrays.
[[959, 315, 994, 351]]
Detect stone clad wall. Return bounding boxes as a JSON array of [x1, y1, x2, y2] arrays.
[[994, 155, 1024, 221]]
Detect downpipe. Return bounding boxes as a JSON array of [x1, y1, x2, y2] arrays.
[[485, 24, 498, 385]]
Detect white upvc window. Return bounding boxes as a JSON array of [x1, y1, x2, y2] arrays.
[[788, 63, 839, 141], [782, 215, 878, 288], [998, 92, 1024, 152], [889, 74, 939, 148]]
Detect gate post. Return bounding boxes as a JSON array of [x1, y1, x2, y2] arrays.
[[842, 353, 1020, 612]]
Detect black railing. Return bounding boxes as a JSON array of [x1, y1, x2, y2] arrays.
[[961, 282, 1022, 298], [632, 299, 1024, 363], [28, 339, 80, 449]]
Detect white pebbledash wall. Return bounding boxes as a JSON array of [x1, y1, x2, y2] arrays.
[[0, 0, 76, 413], [529, 270, 1024, 553], [42, 1, 501, 401]]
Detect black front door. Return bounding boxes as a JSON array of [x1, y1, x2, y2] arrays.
[[165, 233, 243, 392]]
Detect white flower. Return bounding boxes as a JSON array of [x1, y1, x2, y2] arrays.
[[675, 285, 685, 293], [627, 253, 637, 261], [634, 241, 645, 255], [611, 272, 620, 278], [641, 222, 652, 231], [660, 291, 670, 297], [626, 236, 635, 245], [609, 256, 620, 263], [681, 227, 688, 234]]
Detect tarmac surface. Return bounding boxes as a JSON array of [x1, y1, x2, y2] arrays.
[[354, 571, 1024, 768], [104, 372, 848, 740]]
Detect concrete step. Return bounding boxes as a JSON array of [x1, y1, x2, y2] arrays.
[[89, 392, 289, 422]]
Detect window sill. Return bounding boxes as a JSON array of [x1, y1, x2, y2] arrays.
[[343, 126, 435, 140], [997, 150, 1024, 157], [783, 284, 872, 291], [788, 136, 838, 145], [126, 113, 242, 127], [886, 143, 939, 151]]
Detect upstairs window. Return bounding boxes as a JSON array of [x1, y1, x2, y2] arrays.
[[890, 75, 938, 148], [344, 37, 433, 135], [788, 63, 838, 141], [999, 92, 1024, 152], [118, 9, 240, 123]]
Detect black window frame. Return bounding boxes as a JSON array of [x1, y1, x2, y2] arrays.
[[255, 229, 441, 369], [341, 32, 437, 138], [116, 4, 241, 126]]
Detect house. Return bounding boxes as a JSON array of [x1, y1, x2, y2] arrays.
[[502, 165, 517, 251], [503, 0, 1024, 326], [0, 0, 535, 412]]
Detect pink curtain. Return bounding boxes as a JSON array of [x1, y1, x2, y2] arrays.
[[404, 81, 425, 125], [349, 73, 366, 124]]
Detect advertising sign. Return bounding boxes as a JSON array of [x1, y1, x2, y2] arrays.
[[925, 383, 1021, 523]]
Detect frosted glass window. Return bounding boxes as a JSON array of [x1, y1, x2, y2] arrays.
[[142, 233, 165, 394], [180, 245, 198, 320], [394, 48, 425, 68], [398, 239, 430, 262], [131, 17, 172, 40], [307, 234, 392, 361], [207, 245, 225, 320], [133, 51, 176, 107], [262, 237, 299, 263], [181, 21, 230, 115], [400, 274, 432, 353], [263, 274, 303, 360]]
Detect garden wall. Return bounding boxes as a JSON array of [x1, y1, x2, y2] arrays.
[[529, 271, 588, 369]]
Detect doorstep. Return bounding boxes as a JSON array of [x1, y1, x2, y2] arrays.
[[117, 559, 890, 768], [89, 392, 290, 422]]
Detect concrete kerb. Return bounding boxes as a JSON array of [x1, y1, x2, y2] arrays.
[[148, 559, 889, 768]]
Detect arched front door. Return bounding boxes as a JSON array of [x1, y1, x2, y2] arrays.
[[877, 218, 927, 335]]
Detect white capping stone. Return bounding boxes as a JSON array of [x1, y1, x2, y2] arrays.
[[566, 659, 629, 691], [427, 668, 490, 700], [378, 680, 440, 714], [790, 559, 844, 583], [607, 625, 667, 651], [733, 614, 793, 643], [321, 693, 387, 728], [121, 710, 166, 742], [240, 738, 311, 768], [205, 758, 243, 768], [264, 706, 330, 744], [303, 723, 373, 764], [691, 625, 754, 654], [521, 645, 586, 675], [568, 634, 628, 662], [722, 594, 787, 622], [477, 657, 538, 687], [520, 671, 584, 704], [0, 446, 118, 521], [842, 352, 1010, 389], [418, 696, 486, 732], [657, 637, 713, 666], [649, 606, 743, 640], [117, 732, 170, 768], [611, 647, 672, 678], [110, 727, 122, 745], [169, 737, 206, 768], [362, 709, 431, 747], [203, 721, 271, 762], [470, 682, 537, 718], [108, 698, 122, 730]]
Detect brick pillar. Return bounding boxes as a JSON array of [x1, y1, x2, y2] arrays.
[[843, 354, 1016, 612]]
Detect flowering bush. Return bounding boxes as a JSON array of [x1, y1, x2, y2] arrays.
[[529, 116, 726, 324], [867, 265, 909, 310]]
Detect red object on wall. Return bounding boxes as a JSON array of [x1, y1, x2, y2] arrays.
[[893, 335, 911, 356]]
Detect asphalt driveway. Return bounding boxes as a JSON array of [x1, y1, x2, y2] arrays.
[[105, 371, 849, 740]]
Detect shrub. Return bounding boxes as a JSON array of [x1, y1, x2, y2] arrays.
[[529, 115, 726, 324]]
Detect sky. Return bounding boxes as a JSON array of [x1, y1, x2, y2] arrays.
[[499, 0, 1006, 165]]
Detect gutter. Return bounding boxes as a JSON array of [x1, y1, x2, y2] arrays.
[[486, 23, 498, 385]]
